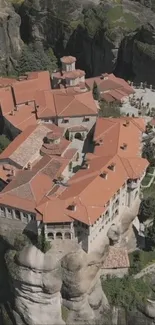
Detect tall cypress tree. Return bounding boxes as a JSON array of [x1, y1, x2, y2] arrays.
[[93, 81, 100, 100]]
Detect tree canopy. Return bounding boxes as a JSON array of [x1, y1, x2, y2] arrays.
[[0, 135, 10, 153], [139, 197, 155, 223], [142, 141, 155, 166], [17, 45, 58, 75], [92, 81, 100, 100]]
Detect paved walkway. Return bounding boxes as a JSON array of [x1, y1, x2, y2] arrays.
[[121, 87, 155, 116]]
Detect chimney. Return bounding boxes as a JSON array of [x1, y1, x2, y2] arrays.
[[27, 162, 32, 170], [10, 110, 15, 116], [125, 120, 130, 126]]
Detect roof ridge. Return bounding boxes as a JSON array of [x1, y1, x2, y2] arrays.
[[54, 93, 75, 116], [118, 156, 134, 178]]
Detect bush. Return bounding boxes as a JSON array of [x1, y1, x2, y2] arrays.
[[129, 250, 155, 273], [101, 276, 151, 310], [13, 234, 30, 251], [37, 228, 51, 253], [0, 135, 10, 153], [17, 44, 58, 75]]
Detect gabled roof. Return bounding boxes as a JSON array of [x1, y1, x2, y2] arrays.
[[0, 123, 65, 168], [37, 90, 98, 118], [12, 71, 51, 105], [0, 155, 69, 211]]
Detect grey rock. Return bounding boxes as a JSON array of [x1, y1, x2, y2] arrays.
[[0, 0, 22, 75]]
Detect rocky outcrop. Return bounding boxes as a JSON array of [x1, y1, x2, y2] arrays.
[[0, 0, 22, 75], [6, 243, 109, 325], [17, 0, 155, 82]]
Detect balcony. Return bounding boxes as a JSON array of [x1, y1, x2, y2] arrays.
[[47, 224, 71, 230]]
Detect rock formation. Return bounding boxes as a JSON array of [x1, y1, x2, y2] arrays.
[[17, 0, 155, 83], [6, 243, 109, 325], [0, 0, 22, 75]]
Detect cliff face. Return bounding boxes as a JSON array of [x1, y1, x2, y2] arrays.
[[0, 0, 22, 75], [7, 244, 109, 325], [17, 0, 155, 83]]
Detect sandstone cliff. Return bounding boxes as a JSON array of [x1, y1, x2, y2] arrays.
[[0, 0, 22, 75]]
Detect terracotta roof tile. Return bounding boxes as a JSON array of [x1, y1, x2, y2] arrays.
[[102, 247, 130, 268], [60, 56, 76, 64]]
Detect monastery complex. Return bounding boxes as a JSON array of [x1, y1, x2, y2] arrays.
[[0, 55, 149, 253]]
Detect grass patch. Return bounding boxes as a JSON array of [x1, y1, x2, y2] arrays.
[[129, 250, 155, 274], [142, 181, 155, 199], [107, 6, 139, 30], [141, 174, 152, 186], [61, 306, 69, 322]]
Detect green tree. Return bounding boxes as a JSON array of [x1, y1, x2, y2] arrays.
[[37, 227, 51, 253], [139, 197, 155, 223], [0, 135, 10, 153], [17, 45, 58, 75], [92, 81, 100, 100], [101, 276, 151, 311], [46, 48, 58, 71], [14, 234, 30, 251], [142, 141, 155, 166]]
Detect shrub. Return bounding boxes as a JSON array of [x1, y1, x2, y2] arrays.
[[101, 276, 151, 310]]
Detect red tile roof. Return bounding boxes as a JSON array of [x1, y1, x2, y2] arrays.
[[86, 73, 134, 102], [12, 71, 51, 105], [60, 56, 76, 64], [37, 90, 98, 118], [102, 247, 130, 269], [0, 123, 65, 167]]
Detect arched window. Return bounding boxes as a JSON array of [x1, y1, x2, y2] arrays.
[[74, 132, 82, 140], [48, 232, 54, 240], [56, 232, 62, 239], [64, 232, 71, 239]]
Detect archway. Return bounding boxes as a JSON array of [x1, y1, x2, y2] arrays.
[[74, 132, 82, 140], [48, 232, 54, 240], [64, 232, 71, 239], [56, 232, 63, 239]]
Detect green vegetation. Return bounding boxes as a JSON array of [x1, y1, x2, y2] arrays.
[[0, 135, 10, 153], [135, 41, 155, 60], [37, 228, 51, 253], [17, 45, 58, 75], [101, 276, 151, 310], [142, 141, 155, 166], [13, 234, 30, 251], [147, 166, 155, 175], [92, 81, 100, 100], [99, 100, 122, 117], [141, 174, 152, 186], [106, 6, 139, 30], [129, 250, 155, 274], [61, 306, 69, 322], [143, 182, 155, 199], [139, 197, 155, 222]]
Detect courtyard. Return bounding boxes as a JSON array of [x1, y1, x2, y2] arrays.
[[121, 87, 155, 117]]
